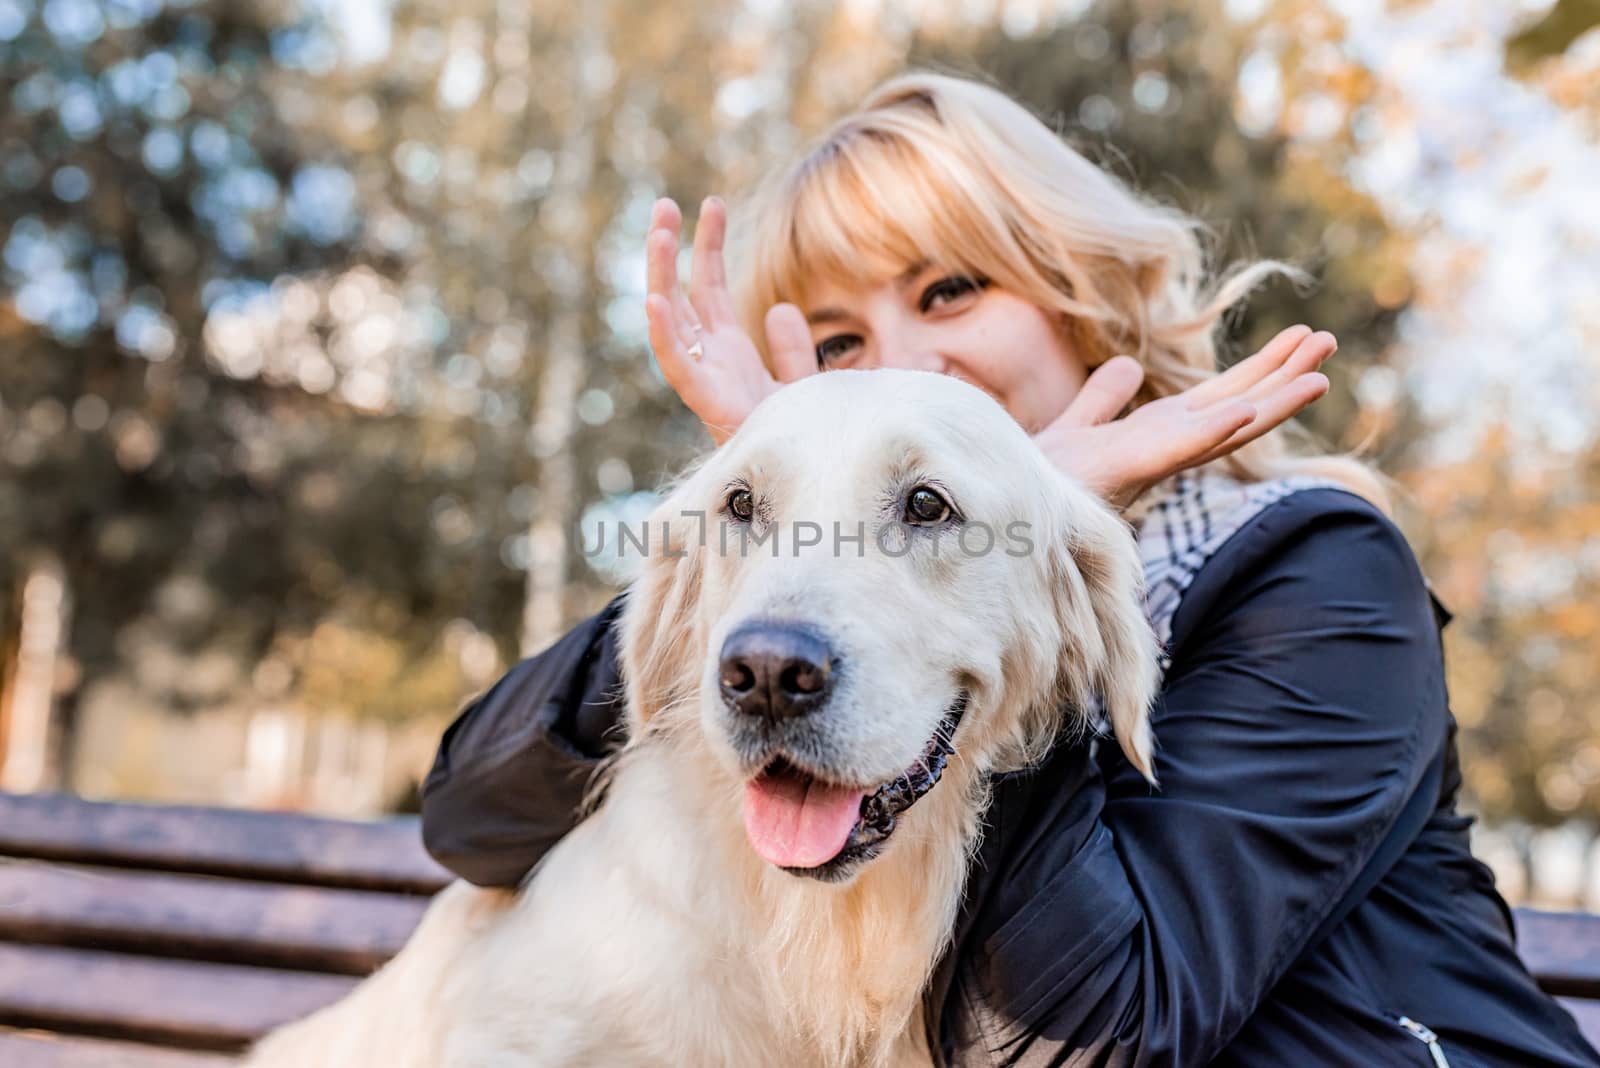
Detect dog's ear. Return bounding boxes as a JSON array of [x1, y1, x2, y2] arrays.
[[617, 479, 707, 730], [1046, 486, 1161, 782]]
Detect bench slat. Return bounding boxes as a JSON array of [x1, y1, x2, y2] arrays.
[[0, 1030, 237, 1066], [0, 944, 355, 1052], [0, 793, 449, 894], [0, 861, 430, 975], [1515, 908, 1600, 997]]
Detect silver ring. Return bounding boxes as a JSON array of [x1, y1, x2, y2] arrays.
[[685, 325, 705, 360]]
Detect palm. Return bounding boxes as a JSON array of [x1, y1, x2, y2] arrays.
[[680, 323, 781, 441]]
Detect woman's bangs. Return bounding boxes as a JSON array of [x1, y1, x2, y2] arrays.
[[774, 129, 999, 305]]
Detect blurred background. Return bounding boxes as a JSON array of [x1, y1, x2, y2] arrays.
[[0, 0, 1596, 903]]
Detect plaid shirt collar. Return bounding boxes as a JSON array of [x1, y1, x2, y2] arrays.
[[1135, 470, 1345, 670]]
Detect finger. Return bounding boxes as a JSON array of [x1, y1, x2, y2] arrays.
[[646, 226, 700, 349], [765, 303, 818, 383], [1184, 324, 1313, 409], [1239, 331, 1336, 407], [646, 293, 700, 390], [1061, 356, 1144, 428], [689, 197, 738, 327], [650, 196, 682, 234], [645, 222, 678, 304], [1192, 372, 1330, 467]]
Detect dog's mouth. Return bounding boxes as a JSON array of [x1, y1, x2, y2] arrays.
[[740, 692, 968, 883]]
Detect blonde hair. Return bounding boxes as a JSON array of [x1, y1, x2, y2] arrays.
[[730, 70, 1389, 510]]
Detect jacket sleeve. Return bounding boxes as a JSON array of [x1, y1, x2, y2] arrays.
[[950, 490, 1451, 1067], [420, 592, 630, 887]]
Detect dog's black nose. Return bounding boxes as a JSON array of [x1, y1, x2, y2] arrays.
[[718, 623, 834, 721]]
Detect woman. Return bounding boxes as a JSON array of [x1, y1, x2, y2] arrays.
[[420, 73, 1598, 1067]]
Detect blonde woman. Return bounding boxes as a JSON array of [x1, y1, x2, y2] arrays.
[[421, 74, 1597, 1067]]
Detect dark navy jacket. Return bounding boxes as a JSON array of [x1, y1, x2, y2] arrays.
[[421, 489, 1599, 1067]]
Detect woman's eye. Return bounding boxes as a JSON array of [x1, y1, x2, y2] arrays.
[[815, 334, 861, 368], [920, 275, 985, 313], [727, 488, 755, 522], [904, 486, 952, 525]]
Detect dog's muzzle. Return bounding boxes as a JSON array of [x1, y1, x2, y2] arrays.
[[716, 621, 969, 881]]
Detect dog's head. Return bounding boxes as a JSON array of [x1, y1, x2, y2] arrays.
[[618, 369, 1158, 882]]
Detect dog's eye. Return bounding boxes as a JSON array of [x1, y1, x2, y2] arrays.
[[727, 488, 755, 522], [905, 486, 952, 525]]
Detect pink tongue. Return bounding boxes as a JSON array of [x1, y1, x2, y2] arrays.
[[742, 772, 867, 869]]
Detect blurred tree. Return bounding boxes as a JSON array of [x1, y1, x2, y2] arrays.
[[1506, 0, 1600, 71], [0, 0, 391, 780], [1504, 0, 1600, 136], [0, 0, 783, 783], [1405, 433, 1600, 827]]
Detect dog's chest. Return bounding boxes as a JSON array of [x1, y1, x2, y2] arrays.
[[472, 758, 943, 1067]]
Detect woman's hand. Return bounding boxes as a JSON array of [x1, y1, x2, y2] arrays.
[[1034, 326, 1338, 509], [644, 197, 817, 445]]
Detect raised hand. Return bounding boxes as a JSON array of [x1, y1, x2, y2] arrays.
[[643, 197, 817, 445], [1034, 325, 1338, 509]]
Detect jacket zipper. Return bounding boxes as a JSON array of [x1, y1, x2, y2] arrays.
[[1396, 1016, 1452, 1067]]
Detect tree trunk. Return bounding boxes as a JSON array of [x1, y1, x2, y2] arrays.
[[0, 557, 70, 792], [520, 5, 609, 655]]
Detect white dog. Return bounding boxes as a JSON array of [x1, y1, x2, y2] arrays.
[[246, 368, 1159, 1068]]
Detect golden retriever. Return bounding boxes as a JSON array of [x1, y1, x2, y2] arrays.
[[246, 368, 1159, 1068]]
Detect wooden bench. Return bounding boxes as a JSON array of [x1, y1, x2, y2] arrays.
[[0, 791, 1597, 1063], [0, 791, 450, 1065]]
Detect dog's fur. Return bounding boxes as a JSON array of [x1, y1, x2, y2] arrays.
[[246, 369, 1160, 1068]]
